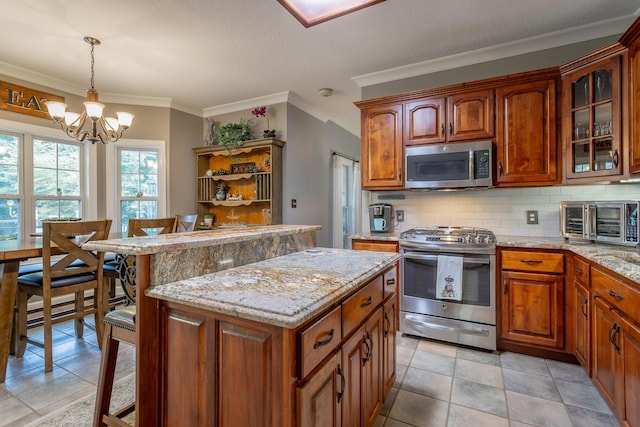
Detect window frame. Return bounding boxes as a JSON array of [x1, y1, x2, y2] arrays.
[[105, 139, 167, 234], [0, 118, 98, 237]]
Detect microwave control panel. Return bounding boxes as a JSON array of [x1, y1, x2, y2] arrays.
[[474, 150, 490, 179]]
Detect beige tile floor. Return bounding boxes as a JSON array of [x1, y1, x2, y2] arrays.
[[0, 321, 619, 427], [0, 318, 136, 427]]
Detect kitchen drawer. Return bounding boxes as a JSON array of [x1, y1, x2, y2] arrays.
[[342, 275, 383, 338], [501, 250, 564, 274], [572, 256, 590, 286], [299, 305, 342, 379], [351, 239, 399, 252], [383, 264, 398, 300], [592, 267, 640, 323]]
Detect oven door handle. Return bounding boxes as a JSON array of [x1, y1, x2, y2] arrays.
[[403, 253, 490, 264], [405, 314, 491, 337]]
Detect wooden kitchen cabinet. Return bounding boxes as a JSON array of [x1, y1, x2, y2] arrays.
[[342, 308, 384, 427], [404, 89, 494, 146], [591, 266, 640, 426], [561, 51, 624, 182], [495, 76, 559, 186], [193, 139, 284, 226], [359, 103, 404, 190], [572, 256, 591, 373], [499, 250, 565, 350], [621, 18, 640, 174], [148, 260, 398, 427]]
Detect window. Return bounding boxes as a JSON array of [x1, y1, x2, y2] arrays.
[[0, 119, 97, 239], [0, 133, 21, 240], [33, 138, 83, 233], [118, 148, 159, 234], [105, 139, 167, 235], [332, 153, 361, 248]]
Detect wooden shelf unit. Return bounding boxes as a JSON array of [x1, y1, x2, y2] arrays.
[[193, 139, 284, 226]]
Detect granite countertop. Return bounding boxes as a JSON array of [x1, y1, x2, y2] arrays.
[[351, 232, 640, 284], [83, 224, 321, 255], [146, 247, 400, 329]]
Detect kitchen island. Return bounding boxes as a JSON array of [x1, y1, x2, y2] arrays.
[[85, 225, 399, 426]]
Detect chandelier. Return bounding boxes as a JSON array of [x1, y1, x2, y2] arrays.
[[45, 37, 134, 144]]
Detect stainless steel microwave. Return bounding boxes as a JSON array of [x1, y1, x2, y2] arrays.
[[405, 140, 493, 189], [560, 201, 639, 246]]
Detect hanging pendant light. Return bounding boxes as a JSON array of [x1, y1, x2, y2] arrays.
[[45, 37, 134, 144]]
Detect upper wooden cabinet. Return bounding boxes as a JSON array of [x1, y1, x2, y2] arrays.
[[561, 48, 625, 182], [495, 75, 558, 186], [360, 103, 404, 190], [404, 89, 494, 146], [620, 17, 640, 174]]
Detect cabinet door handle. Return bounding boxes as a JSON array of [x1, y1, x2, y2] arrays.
[[362, 334, 371, 366], [449, 122, 453, 136], [613, 149, 619, 167], [313, 328, 335, 349], [609, 322, 621, 354], [520, 259, 543, 265], [609, 290, 624, 301], [441, 123, 445, 137], [360, 296, 373, 308], [384, 313, 391, 337], [581, 298, 588, 319], [336, 364, 345, 403], [503, 278, 508, 294], [498, 162, 503, 176]]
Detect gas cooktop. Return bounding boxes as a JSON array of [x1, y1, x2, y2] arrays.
[[399, 226, 496, 252]]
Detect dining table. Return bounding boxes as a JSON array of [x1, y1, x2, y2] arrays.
[[0, 236, 50, 383]]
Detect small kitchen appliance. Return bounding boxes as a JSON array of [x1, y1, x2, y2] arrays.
[[369, 203, 392, 233], [560, 200, 639, 246]]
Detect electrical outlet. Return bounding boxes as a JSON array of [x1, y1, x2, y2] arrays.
[[396, 210, 404, 222], [527, 210, 538, 225]]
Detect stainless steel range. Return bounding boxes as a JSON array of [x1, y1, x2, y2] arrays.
[[399, 226, 497, 351]]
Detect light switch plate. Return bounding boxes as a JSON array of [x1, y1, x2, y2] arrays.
[[527, 210, 538, 225]]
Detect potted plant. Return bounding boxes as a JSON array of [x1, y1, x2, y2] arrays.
[[214, 118, 253, 153], [251, 106, 276, 138]]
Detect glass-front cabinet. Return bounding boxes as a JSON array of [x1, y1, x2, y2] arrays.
[[562, 56, 622, 180]]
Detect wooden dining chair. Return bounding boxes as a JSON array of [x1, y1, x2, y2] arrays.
[[127, 217, 177, 237], [174, 214, 198, 232], [14, 219, 112, 373]]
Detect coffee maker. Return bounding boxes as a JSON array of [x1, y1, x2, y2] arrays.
[[369, 203, 392, 233]]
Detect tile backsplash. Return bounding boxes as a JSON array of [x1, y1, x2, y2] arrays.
[[370, 183, 640, 237]]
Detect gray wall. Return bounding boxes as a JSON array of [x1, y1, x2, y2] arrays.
[[169, 109, 202, 216], [283, 106, 359, 247]]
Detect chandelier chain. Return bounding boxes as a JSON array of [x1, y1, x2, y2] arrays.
[[89, 41, 95, 90]]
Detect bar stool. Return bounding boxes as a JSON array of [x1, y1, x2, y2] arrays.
[[93, 305, 136, 427]]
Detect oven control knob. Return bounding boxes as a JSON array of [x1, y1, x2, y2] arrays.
[[441, 303, 448, 310]]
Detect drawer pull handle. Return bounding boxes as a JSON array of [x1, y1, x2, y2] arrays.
[[386, 278, 396, 287], [520, 259, 543, 264], [313, 329, 335, 349], [360, 296, 373, 308], [575, 267, 583, 274], [609, 290, 624, 301]]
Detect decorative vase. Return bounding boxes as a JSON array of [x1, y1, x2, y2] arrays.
[[215, 183, 228, 201]]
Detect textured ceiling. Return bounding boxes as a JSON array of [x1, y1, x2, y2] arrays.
[[0, 0, 638, 136]]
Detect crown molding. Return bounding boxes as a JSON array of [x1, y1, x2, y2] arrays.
[[352, 12, 639, 88], [202, 91, 291, 117]]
